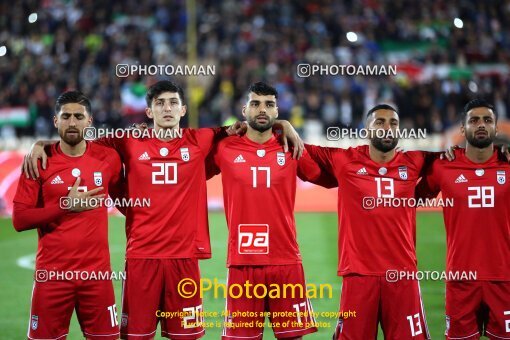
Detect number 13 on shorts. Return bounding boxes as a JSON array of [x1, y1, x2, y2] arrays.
[[407, 313, 423, 336]]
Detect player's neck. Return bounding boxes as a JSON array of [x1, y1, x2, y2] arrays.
[[60, 140, 86, 157], [246, 127, 273, 144], [465, 143, 493, 163], [368, 144, 395, 164], [154, 124, 179, 142]]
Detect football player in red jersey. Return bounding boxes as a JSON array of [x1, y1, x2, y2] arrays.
[[13, 91, 124, 340], [206, 82, 337, 340], [416, 99, 510, 340], [305, 104, 432, 339], [22, 81, 304, 340]]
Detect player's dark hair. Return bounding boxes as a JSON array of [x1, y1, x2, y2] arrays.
[[248, 82, 278, 99], [55, 90, 92, 116], [146, 80, 185, 107], [365, 104, 398, 120], [462, 98, 497, 125]]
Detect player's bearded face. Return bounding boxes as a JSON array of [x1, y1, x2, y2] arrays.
[[463, 109, 497, 149], [367, 110, 399, 152], [244, 93, 278, 132], [148, 92, 186, 129], [55, 103, 91, 146]]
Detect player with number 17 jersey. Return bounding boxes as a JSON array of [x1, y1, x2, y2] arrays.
[[208, 133, 337, 339]]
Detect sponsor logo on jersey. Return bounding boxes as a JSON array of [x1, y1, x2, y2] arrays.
[[180, 148, 190, 161], [50, 175, 64, 184], [356, 167, 368, 175], [256, 149, 266, 157], [234, 154, 246, 163], [455, 174, 468, 183], [94, 172, 102, 186], [238, 224, 269, 254], [277, 152, 285, 166], [398, 166, 408, 180], [138, 151, 150, 160], [497, 170, 506, 185], [475, 169, 484, 177]]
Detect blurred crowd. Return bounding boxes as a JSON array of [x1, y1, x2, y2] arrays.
[[1, 0, 510, 139]]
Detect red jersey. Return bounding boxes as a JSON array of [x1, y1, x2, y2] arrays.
[[12, 142, 123, 272], [416, 148, 510, 281], [208, 134, 337, 266], [96, 128, 224, 259], [306, 144, 431, 276]]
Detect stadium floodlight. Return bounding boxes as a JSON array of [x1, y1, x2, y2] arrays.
[[28, 13, 38, 23], [346, 31, 358, 42]]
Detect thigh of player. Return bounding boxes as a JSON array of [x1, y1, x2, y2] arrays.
[[120, 258, 165, 339], [27, 280, 76, 340], [483, 281, 510, 339], [445, 281, 483, 340], [380, 278, 430, 340], [333, 275, 380, 340], [266, 264, 318, 339], [222, 266, 266, 340], [75, 279, 120, 340], [161, 258, 205, 340]]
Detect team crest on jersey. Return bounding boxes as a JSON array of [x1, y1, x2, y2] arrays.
[[277, 152, 285, 166], [94, 172, 102, 186], [257, 149, 266, 157], [497, 170, 506, 185], [121, 313, 128, 328], [398, 166, 408, 180], [180, 148, 190, 161], [31, 315, 38, 330]]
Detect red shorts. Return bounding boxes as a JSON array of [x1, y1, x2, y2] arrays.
[[120, 258, 204, 340], [333, 275, 430, 340], [27, 279, 119, 340], [221, 264, 317, 339], [445, 281, 510, 339]]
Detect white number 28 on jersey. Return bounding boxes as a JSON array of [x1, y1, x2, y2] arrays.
[[467, 186, 494, 208]]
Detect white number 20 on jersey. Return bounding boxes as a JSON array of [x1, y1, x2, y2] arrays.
[[152, 162, 178, 184]]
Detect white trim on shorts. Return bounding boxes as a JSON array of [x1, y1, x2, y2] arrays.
[[485, 330, 510, 339], [417, 281, 431, 339], [161, 328, 205, 337], [83, 331, 121, 337], [447, 331, 480, 339], [120, 329, 157, 337]]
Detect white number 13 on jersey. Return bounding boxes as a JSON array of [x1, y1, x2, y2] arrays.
[[375, 177, 394, 198], [152, 162, 177, 184]]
